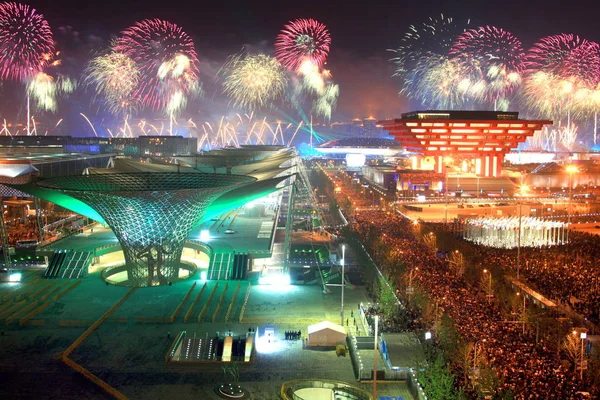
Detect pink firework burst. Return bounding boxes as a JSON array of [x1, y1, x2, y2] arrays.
[[450, 26, 525, 75], [275, 18, 331, 72], [113, 18, 199, 110], [450, 26, 525, 102], [0, 2, 54, 81], [525, 33, 600, 86]]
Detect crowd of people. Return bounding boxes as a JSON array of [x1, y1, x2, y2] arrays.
[[353, 209, 590, 399], [361, 303, 422, 334], [472, 231, 600, 325], [5, 218, 38, 246], [284, 330, 301, 340]]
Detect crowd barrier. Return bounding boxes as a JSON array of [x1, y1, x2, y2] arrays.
[[0, 300, 26, 319], [224, 282, 241, 323], [169, 282, 196, 323], [6, 300, 40, 324], [212, 282, 229, 322], [184, 282, 206, 323], [238, 282, 252, 323], [59, 319, 95, 327], [198, 283, 219, 323], [53, 280, 81, 302], [19, 302, 50, 326]]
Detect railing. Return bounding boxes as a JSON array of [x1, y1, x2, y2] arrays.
[[280, 379, 372, 400]]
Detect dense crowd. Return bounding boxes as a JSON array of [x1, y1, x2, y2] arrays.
[[473, 232, 600, 324], [5, 218, 38, 245], [353, 209, 589, 399]]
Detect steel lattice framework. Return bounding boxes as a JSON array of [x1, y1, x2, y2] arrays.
[[37, 172, 254, 287]]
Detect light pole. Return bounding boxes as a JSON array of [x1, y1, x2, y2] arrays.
[[373, 314, 379, 400], [340, 244, 346, 327], [443, 158, 453, 224], [517, 201, 522, 280], [517, 292, 526, 334], [580, 331, 587, 380], [444, 166, 449, 224], [566, 165, 578, 244], [483, 268, 492, 295]]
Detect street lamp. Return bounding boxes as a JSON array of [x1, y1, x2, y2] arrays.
[[482, 268, 492, 295], [574, 330, 588, 380], [444, 158, 453, 224], [517, 199, 523, 280], [340, 244, 346, 327], [566, 165, 578, 244], [517, 292, 526, 334]]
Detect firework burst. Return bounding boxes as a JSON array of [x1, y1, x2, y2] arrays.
[[26, 51, 75, 113], [113, 19, 200, 112], [525, 34, 600, 85], [0, 2, 54, 81], [275, 18, 331, 72], [313, 83, 339, 120], [85, 51, 140, 116], [413, 54, 483, 109], [222, 53, 287, 111], [521, 71, 587, 121], [390, 14, 470, 97], [450, 26, 524, 106]]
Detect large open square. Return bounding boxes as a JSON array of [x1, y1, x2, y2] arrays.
[[0, 266, 416, 399]]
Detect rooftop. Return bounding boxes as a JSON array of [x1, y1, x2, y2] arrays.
[[399, 110, 520, 121]]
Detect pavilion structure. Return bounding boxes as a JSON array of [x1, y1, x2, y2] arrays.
[[379, 111, 552, 177], [36, 172, 255, 287], [6, 146, 296, 286]]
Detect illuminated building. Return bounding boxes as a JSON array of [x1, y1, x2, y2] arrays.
[[5, 147, 296, 286], [379, 111, 552, 177], [0, 135, 197, 156], [37, 172, 254, 287]]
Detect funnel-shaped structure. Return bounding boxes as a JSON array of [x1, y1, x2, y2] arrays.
[[37, 172, 255, 287]]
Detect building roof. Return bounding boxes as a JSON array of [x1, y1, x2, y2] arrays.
[[37, 172, 255, 193], [399, 110, 520, 121], [319, 137, 400, 148], [307, 321, 346, 335], [9, 147, 296, 226], [0, 152, 113, 165]]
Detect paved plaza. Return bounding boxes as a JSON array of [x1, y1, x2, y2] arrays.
[[0, 265, 416, 399]]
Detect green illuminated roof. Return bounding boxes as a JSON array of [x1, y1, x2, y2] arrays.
[[37, 172, 253, 193]]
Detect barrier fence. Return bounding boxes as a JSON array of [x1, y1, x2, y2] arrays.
[[238, 282, 252, 323], [224, 282, 241, 323], [169, 282, 197, 323], [184, 282, 206, 323], [198, 282, 219, 323], [212, 282, 229, 323]]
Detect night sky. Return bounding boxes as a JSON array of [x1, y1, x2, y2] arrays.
[[16, 0, 600, 122]]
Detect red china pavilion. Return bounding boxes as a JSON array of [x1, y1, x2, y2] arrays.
[[379, 111, 552, 177]]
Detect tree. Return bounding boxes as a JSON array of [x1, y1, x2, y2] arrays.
[[419, 354, 466, 400], [561, 332, 582, 372], [378, 275, 398, 319]]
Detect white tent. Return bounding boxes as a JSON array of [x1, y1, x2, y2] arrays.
[[307, 321, 346, 347]]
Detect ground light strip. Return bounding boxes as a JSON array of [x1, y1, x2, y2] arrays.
[[61, 287, 137, 400]]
